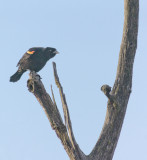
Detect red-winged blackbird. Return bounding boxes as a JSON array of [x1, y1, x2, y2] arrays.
[[10, 47, 59, 82]]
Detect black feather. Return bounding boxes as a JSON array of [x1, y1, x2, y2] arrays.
[[10, 47, 58, 82], [10, 70, 26, 82]]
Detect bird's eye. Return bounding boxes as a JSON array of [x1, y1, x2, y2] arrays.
[[27, 51, 35, 54]]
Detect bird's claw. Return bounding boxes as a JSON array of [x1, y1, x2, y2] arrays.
[[29, 71, 42, 81]]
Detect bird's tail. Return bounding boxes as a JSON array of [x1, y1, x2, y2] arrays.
[[10, 70, 25, 82]]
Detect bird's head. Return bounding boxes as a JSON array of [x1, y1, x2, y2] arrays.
[[44, 47, 59, 59]]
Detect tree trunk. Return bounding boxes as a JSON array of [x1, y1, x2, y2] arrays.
[[27, 0, 139, 159]]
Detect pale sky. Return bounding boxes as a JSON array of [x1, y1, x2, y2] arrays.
[[1, 1, 147, 160]]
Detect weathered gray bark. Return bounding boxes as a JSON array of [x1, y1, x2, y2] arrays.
[[27, 0, 139, 160]]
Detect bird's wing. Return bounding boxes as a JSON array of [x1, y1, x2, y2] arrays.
[[16, 52, 33, 67]]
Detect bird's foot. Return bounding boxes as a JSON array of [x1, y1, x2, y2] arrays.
[[29, 71, 42, 81]]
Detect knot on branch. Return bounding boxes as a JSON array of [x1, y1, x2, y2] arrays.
[[101, 84, 120, 107], [101, 85, 111, 98], [27, 71, 41, 92], [27, 79, 34, 92]]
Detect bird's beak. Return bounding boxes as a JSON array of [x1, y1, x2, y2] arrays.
[[54, 50, 59, 54]]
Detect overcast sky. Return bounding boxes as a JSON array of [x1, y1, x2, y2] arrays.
[[0, 1, 147, 160]]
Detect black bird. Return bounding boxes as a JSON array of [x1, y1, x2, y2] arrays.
[[10, 47, 59, 82]]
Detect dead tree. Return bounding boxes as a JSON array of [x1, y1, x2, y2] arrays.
[[27, 0, 139, 159]]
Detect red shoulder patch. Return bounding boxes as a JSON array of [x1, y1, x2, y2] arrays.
[[27, 51, 35, 55]]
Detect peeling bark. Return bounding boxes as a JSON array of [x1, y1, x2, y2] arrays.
[[27, 0, 139, 160]]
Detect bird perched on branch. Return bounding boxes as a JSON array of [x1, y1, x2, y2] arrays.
[[10, 47, 59, 82]]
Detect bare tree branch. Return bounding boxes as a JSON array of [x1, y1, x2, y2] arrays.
[[89, 0, 139, 160], [52, 62, 84, 159], [27, 71, 82, 160], [50, 85, 58, 111]]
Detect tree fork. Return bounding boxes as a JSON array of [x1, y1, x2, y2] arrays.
[[27, 0, 139, 159]]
